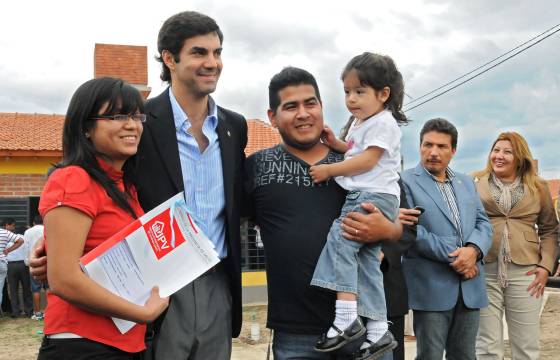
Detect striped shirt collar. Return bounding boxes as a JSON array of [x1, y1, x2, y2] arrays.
[[423, 166, 455, 183], [169, 88, 218, 132], [424, 166, 463, 243]]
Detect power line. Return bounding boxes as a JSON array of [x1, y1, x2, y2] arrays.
[[403, 23, 560, 112], [405, 23, 560, 106]]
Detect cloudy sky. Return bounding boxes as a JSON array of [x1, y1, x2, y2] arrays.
[[2, 0, 559, 178]]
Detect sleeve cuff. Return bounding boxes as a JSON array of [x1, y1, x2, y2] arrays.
[[466, 243, 483, 261]]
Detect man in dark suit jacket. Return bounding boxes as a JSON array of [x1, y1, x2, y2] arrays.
[[136, 11, 247, 360]]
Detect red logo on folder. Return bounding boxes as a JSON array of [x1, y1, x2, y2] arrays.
[[144, 209, 186, 260]]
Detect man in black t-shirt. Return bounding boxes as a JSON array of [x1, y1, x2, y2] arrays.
[[244, 67, 403, 360], [246, 144, 346, 337]]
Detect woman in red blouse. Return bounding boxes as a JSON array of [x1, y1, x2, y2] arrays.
[[37, 77, 169, 359]]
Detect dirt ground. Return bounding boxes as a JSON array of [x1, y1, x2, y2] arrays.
[[233, 303, 271, 346], [1, 294, 559, 360], [0, 305, 272, 360]]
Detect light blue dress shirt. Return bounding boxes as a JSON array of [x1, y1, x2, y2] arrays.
[[169, 89, 227, 259]]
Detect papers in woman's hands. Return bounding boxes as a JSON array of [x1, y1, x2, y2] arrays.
[[80, 192, 220, 333]]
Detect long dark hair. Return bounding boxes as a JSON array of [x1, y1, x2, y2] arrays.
[[339, 52, 408, 139], [59, 77, 144, 218]]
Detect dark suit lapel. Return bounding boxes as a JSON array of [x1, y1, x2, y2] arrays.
[[414, 164, 455, 226], [146, 89, 183, 192], [216, 107, 234, 218]]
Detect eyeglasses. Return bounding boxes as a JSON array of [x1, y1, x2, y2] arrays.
[[90, 114, 147, 123]]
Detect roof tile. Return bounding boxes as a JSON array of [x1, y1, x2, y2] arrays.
[[0, 112, 63, 151], [245, 119, 280, 155]]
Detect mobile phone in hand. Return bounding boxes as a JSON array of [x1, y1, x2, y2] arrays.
[[413, 206, 425, 215]]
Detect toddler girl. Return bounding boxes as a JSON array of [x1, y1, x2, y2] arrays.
[[309, 52, 408, 359]]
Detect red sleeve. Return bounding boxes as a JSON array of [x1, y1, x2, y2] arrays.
[[39, 166, 99, 219]]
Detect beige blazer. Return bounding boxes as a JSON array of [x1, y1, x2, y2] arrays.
[[475, 174, 559, 273]]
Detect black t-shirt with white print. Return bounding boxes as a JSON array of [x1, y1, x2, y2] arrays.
[[244, 144, 346, 334]]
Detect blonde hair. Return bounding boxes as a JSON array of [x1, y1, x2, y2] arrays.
[[474, 132, 540, 194]]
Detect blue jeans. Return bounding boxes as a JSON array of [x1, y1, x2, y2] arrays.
[[273, 330, 392, 360], [273, 330, 358, 360], [413, 294, 479, 360], [311, 190, 398, 320], [273, 331, 332, 359]]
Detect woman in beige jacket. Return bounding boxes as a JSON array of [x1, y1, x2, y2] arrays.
[[474, 132, 558, 360]]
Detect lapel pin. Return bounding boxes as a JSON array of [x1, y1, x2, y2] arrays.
[[227, 130, 231, 137]]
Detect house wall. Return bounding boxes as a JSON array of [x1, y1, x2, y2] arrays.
[[0, 174, 46, 197], [0, 156, 59, 174], [0, 157, 58, 197]]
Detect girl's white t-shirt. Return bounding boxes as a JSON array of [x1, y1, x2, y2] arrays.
[[334, 109, 401, 198]]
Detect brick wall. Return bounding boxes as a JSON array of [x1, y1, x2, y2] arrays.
[[94, 44, 148, 85], [0, 173, 47, 197]]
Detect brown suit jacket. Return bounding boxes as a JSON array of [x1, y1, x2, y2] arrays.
[[475, 174, 559, 272]]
